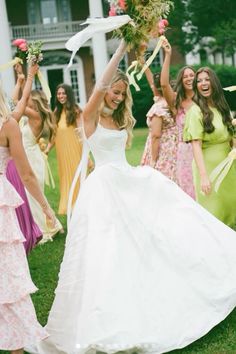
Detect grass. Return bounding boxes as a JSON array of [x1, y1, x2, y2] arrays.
[[2, 127, 236, 354]]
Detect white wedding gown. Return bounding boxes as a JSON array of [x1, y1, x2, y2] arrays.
[[29, 124, 236, 354]]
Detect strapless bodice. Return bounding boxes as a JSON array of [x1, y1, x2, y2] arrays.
[[88, 124, 129, 168]]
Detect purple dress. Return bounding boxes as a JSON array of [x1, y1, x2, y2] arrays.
[[6, 160, 42, 254]]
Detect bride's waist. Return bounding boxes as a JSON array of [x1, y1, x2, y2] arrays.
[[94, 159, 130, 169]]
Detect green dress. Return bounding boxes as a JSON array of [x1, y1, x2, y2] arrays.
[[184, 103, 236, 228]]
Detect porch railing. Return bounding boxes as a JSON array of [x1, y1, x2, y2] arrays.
[[10, 20, 86, 40]]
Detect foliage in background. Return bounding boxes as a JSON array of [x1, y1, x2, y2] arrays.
[[163, 0, 236, 58], [212, 19, 236, 59], [186, 0, 236, 57]]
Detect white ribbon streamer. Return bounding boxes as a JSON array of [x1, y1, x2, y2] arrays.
[[223, 85, 236, 92], [65, 15, 131, 67], [209, 148, 236, 192], [67, 122, 90, 228]]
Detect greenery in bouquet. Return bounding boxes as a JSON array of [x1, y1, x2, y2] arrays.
[[107, 0, 173, 57], [27, 40, 44, 65]]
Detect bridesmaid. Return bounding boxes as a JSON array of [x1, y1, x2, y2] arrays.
[[141, 69, 178, 182], [45, 84, 83, 215], [6, 65, 42, 253], [184, 67, 236, 228], [161, 38, 196, 198], [11, 72, 63, 243], [0, 80, 56, 353]]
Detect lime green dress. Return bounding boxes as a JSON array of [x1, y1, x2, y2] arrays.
[[184, 104, 236, 228]]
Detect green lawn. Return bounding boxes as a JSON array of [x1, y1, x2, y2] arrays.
[[3, 127, 236, 354]]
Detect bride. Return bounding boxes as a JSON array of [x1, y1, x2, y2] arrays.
[[28, 40, 236, 354]]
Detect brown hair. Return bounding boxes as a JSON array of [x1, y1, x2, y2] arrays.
[[54, 84, 81, 127], [193, 67, 232, 134], [174, 66, 195, 109]]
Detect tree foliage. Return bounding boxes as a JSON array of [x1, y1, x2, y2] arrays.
[[166, 0, 236, 55]]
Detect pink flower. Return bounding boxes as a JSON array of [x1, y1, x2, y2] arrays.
[[18, 42, 28, 51], [118, 0, 127, 10], [109, 5, 116, 16], [12, 38, 27, 47], [158, 19, 169, 35]]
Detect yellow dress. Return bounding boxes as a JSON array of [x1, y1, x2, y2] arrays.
[[55, 111, 82, 215]]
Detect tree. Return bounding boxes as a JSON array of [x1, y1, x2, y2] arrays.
[[186, 0, 236, 51], [212, 19, 236, 61]]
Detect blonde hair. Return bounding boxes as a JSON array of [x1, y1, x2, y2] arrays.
[[31, 90, 56, 142], [101, 70, 136, 148], [0, 86, 10, 121]]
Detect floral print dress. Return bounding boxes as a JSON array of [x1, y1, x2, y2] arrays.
[[175, 107, 195, 199], [141, 96, 178, 182]]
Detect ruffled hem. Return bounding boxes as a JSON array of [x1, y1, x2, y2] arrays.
[[0, 176, 23, 208], [0, 206, 26, 243], [0, 295, 48, 350], [0, 242, 38, 303]]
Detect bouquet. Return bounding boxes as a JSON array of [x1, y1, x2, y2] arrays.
[[107, 0, 173, 57], [12, 38, 44, 65], [26, 40, 44, 65]]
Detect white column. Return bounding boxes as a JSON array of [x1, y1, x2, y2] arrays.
[[0, 0, 15, 96], [88, 0, 108, 80]]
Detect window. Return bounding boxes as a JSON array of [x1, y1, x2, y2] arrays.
[[70, 70, 80, 103], [146, 51, 161, 69], [40, 0, 58, 24]]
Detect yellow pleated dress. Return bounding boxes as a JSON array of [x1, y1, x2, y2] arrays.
[[55, 111, 82, 215]]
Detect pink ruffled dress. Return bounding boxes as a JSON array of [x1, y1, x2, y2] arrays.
[[175, 107, 195, 199], [141, 96, 178, 182], [0, 139, 47, 350]]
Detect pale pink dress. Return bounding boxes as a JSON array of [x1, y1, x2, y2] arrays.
[[141, 96, 178, 182], [176, 107, 195, 199], [0, 128, 47, 350]]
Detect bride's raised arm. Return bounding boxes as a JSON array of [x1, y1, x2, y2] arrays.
[[83, 40, 127, 138]]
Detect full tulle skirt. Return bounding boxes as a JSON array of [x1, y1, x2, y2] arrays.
[[29, 164, 236, 354]]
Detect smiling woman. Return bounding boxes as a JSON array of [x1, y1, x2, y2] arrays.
[[184, 67, 236, 228], [45, 84, 83, 215]]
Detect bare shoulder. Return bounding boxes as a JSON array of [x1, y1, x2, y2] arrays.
[[4, 116, 21, 136]]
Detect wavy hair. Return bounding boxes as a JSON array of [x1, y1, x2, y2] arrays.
[[31, 90, 56, 142], [174, 66, 195, 110], [100, 70, 136, 148], [193, 67, 232, 134], [0, 86, 10, 120], [54, 84, 81, 127]]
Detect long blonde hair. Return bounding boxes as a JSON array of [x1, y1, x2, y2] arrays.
[[100, 70, 136, 148], [0, 86, 10, 121], [31, 90, 56, 142]]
